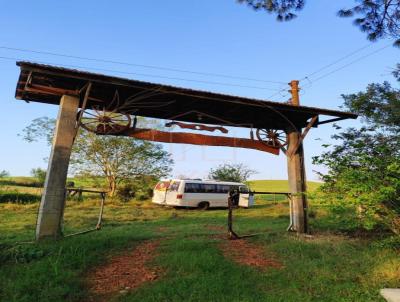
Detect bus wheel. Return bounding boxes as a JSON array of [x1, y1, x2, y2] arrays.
[[198, 202, 210, 210]]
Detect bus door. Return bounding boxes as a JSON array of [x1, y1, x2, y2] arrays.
[[153, 180, 171, 204], [165, 180, 181, 204], [238, 185, 254, 208]]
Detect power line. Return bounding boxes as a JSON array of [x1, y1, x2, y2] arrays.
[[266, 45, 374, 100], [302, 43, 392, 87], [0, 46, 286, 85], [266, 86, 290, 100], [1, 42, 391, 101], [300, 43, 374, 82], [267, 43, 389, 101], [0, 55, 283, 91]]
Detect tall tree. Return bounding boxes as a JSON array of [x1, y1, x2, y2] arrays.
[[22, 118, 173, 196], [313, 65, 400, 233], [237, 0, 400, 46], [72, 131, 172, 196], [208, 163, 257, 182]]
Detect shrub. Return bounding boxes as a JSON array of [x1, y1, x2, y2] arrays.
[[308, 208, 317, 219], [135, 191, 149, 201], [0, 179, 42, 188], [373, 236, 400, 251], [116, 183, 135, 202], [0, 244, 46, 264], [0, 170, 10, 178], [0, 191, 40, 204], [116, 177, 158, 202], [30, 168, 46, 186]]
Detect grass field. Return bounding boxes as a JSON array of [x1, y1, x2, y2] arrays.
[[247, 179, 321, 192], [0, 178, 399, 302]]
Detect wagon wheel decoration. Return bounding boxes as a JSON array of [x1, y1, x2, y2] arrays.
[[256, 129, 288, 148], [78, 108, 132, 135]]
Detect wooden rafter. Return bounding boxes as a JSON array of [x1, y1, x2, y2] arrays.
[[317, 116, 348, 126], [74, 82, 92, 140], [288, 115, 319, 157], [121, 128, 280, 155], [24, 83, 80, 96]]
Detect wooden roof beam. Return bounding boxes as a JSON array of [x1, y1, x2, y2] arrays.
[[120, 128, 280, 155]]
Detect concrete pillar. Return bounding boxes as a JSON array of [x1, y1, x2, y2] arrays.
[[36, 95, 79, 240], [287, 131, 308, 233], [286, 80, 308, 234]]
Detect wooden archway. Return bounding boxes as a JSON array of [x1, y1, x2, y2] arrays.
[[14, 62, 357, 240]]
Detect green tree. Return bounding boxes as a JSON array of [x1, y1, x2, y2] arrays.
[[313, 65, 400, 234], [30, 168, 46, 186], [22, 118, 173, 196], [0, 170, 10, 178], [208, 163, 257, 182], [237, 0, 400, 46], [71, 131, 172, 196]]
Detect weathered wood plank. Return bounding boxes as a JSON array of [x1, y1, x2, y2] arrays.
[[122, 128, 280, 155]]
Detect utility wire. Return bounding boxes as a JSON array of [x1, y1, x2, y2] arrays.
[[266, 43, 377, 100], [0, 46, 286, 85], [267, 86, 290, 100], [302, 43, 392, 88], [299, 43, 374, 82], [1, 42, 391, 101], [0, 55, 283, 91], [270, 42, 392, 100]]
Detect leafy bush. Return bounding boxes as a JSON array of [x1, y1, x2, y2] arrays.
[[116, 183, 136, 202], [116, 177, 157, 202], [372, 236, 400, 251], [0, 244, 46, 264], [135, 191, 149, 201], [0, 170, 10, 178], [313, 68, 400, 234], [0, 191, 40, 204], [0, 178, 42, 187], [308, 208, 317, 219], [31, 168, 46, 186]]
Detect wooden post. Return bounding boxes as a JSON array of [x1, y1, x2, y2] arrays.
[[227, 191, 239, 240], [286, 80, 308, 233], [36, 95, 79, 240], [289, 80, 300, 106]]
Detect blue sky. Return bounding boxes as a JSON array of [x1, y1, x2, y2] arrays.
[[0, 0, 398, 180]]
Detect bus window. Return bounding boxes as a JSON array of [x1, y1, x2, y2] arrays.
[[216, 185, 230, 193], [203, 184, 217, 193], [239, 186, 249, 193], [229, 185, 239, 192], [185, 183, 201, 193], [169, 181, 181, 191]]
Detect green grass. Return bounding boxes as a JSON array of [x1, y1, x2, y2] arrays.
[[0, 176, 107, 190], [247, 179, 322, 192], [246, 180, 321, 202], [0, 178, 398, 302]]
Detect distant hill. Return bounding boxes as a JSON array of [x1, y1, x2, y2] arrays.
[[246, 180, 321, 192]]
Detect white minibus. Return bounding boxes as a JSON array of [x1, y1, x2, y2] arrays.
[[152, 179, 254, 209]]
